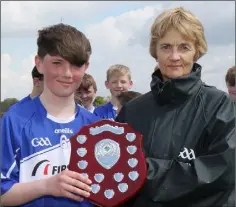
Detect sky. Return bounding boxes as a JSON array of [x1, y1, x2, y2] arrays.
[[1, 1, 235, 101]]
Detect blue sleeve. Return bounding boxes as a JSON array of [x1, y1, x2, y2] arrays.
[[1, 113, 20, 195], [93, 107, 102, 118]]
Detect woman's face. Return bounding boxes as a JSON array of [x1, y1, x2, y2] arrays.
[[156, 28, 196, 80]]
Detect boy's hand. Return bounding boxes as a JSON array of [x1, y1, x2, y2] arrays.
[[45, 170, 92, 201]]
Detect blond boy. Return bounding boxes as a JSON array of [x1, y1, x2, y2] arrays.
[[94, 64, 133, 120]]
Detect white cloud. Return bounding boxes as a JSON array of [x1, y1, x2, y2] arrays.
[[1, 1, 120, 38], [1, 53, 35, 101], [199, 44, 235, 92], [1, 1, 235, 101], [86, 5, 163, 50]]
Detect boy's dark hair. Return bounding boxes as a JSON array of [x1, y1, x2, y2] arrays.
[[37, 23, 91, 67], [225, 66, 236, 87], [77, 73, 97, 93], [117, 91, 142, 106], [31, 66, 44, 80]]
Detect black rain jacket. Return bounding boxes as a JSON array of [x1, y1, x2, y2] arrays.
[[115, 63, 235, 207]]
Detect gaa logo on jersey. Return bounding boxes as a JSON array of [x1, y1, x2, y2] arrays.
[[31, 160, 68, 176], [31, 137, 52, 147]]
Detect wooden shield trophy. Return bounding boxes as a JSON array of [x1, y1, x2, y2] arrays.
[[68, 120, 147, 207]]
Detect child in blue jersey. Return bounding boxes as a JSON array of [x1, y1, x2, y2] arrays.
[[9, 66, 44, 110], [94, 64, 133, 120], [75, 73, 97, 113], [1, 23, 101, 207]]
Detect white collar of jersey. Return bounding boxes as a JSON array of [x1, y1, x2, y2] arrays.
[[88, 106, 95, 113], [46, 113, 76, 123], [79, 104, 95, 113]]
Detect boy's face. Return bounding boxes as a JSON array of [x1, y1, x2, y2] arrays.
[[35, 54, 88, 98], [105, 74, 133, 97], [76, 85, 96, 108], [227, 86, 236, 101]]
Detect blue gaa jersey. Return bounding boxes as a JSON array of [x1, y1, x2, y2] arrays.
[[19, 94, 32, 103], [93, 102, 117, 120], [1, 96, 101, 207]]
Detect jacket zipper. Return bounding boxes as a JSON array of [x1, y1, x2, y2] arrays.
[[148, 82, 168, 155], [148, 114, 159, 156]]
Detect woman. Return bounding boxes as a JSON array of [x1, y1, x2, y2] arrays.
[[116, 7, 235, 207]]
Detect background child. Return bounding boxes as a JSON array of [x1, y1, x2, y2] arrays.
[[94, 64, 133, 120], [75, 73, 97, 113], [116, 91, 142, 114], [225, 66, 236, 102]]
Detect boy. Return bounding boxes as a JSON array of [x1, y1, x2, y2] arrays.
[[75, 73, 97, 113], [29, 65, 44, 99], [94, 64, 133, 120], [1, 23, 100, 207], [9, 66, 44, 110], [225, 66, 236, 102], [116, 91, 142, 115]]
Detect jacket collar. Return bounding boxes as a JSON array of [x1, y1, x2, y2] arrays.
[[150, 63, 202, 106]]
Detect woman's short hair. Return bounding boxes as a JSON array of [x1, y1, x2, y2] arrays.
[[149, 7, 208, 61]]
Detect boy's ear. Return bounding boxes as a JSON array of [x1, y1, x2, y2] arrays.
[[105, 80, 109, 89], [129, 80, 133, 89], [35, 55, 43, 74], [84, 61, 89, 71]]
